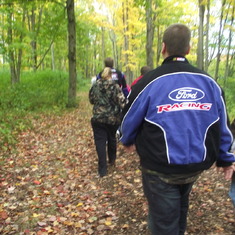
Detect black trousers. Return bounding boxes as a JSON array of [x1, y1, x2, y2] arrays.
[[91, 120, 119, 176]]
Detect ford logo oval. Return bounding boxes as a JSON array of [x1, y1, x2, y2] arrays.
[[168, 87, 205, 101]]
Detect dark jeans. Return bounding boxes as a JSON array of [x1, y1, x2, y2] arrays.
[[91, 120, 119, 176], [142, 172, 194, 235]]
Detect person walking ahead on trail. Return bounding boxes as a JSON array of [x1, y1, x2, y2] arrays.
[[89, 67, 127, 177], [131, 65, 151, 87], [97, 57, 129, 97], [120, 23, 235, 235]]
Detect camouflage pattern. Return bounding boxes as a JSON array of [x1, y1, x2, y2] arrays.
[[89, 79, 127, 125]]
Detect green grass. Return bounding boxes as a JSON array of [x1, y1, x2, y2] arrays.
[[0, 69, 90, 150], [0, 70, 69, 111]]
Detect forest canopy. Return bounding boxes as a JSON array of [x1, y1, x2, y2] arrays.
[[0, 0, 234, 78]]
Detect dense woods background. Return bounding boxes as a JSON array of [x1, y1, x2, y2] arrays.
[[0, 0, 235, 146]]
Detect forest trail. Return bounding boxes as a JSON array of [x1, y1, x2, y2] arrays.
[[0, 91, 234, 235]]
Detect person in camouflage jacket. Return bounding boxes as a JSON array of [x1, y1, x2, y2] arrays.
[[89, 67, 127, 177]]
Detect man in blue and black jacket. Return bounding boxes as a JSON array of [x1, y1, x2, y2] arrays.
[[120, 24, 235, 235]]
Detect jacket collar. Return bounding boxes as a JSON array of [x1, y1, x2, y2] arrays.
[[163, 55, 189, 64]]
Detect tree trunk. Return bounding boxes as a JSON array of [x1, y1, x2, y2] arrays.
[[224, 2, 234, 81], [16, 9, 25, 82], [110, 30, 118, 68], [204, 0, 210, 72], [51, 42, 55, 70], [30, 6, 37, 71], [215, 0, 226, 81], [101, 26, 106, 63], [146, 0, 155, 69], [27, 4, 43, 71], [122, 0, 132, 84], [85, 44, 89, 78], [197, 0, 205, 70], [6, 3, 27, 84], [109, 17, 118, 69], [7, 8, 18, 85], [93, 36, 97, 75], [229, 52, 235, 76], [66, 0, 77, 107], [1, 12, 6, 65]]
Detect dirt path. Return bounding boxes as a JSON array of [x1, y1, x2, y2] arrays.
[[0, 91, 234, 234]]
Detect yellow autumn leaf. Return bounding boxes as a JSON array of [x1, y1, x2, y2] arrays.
[[43, 190, 50, 195], [76, 202, 83, 207], [32, 213, 40, 218], [122, 224, 129, 228], [53, 221, 59, 226], [74, 222, 82, 228], [71, 212, 79, 217], [45, 226, 53, 233], [63, 221, 74, 226], [105, 220, 112, 226]]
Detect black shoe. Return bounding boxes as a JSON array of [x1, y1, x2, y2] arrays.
[[109, 160, 116, 166], [99, 168, 107, 177], [99, 172, 107, 177]]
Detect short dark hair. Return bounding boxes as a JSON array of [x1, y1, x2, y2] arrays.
[[163, 24, 191, 56], [140, 66, 151, 75], [104, 57, 114, 68]]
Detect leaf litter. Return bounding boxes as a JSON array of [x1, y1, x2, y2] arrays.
[[0, 92, 234, 234]]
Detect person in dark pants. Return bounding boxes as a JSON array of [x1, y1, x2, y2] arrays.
[[91, 122, 119, 175], [120, 24, 235, 234], [89, 67, 126, 177]]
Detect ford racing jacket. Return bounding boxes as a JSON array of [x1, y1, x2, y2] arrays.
[[120, 56, 235, 174]]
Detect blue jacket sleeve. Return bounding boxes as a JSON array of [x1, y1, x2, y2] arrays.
[[122, 87, 129, 98], [120, 90, 149, 146], [96, 73, 101, 80]]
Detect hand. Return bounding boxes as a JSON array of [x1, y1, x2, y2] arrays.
[[123, 145, 136, 153], [218, 165, 235, 180]]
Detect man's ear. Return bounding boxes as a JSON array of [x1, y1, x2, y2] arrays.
[[161, 42, 166, 54], [161, 42, 169, 58], [185, 46, 191, 55]]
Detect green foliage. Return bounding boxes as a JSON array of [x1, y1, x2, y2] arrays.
[[219, 77, 235, 123], [0, 70, 68, 111], [0, 69, 69, 149], [0, 110, 31, 150], [0, 69, 92, 149], [77, 72, 92, 92]]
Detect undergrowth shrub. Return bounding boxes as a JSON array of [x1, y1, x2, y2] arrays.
[[0, 69, 73, 150], [218, 77, 235, 123], [0, 70, 68, 111]]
